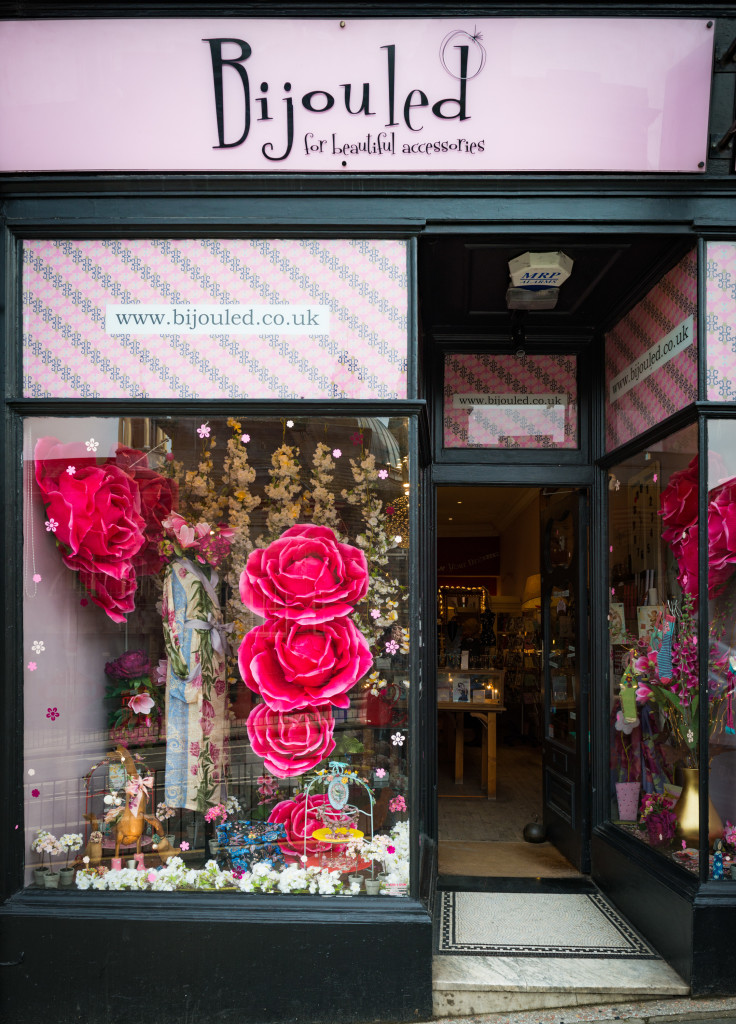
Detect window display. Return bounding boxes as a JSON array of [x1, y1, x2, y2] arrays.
[[708, 420, 736, 881], [23, 415, 412, 894], [608, 424, 736, 876]]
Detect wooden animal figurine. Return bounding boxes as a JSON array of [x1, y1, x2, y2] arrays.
[[82, 813, 103, 867], [112, 745, 155, 859]]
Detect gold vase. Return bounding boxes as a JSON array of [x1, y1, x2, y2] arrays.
[[674, 767, 723, 843]]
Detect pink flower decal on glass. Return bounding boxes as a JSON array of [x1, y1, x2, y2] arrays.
[[46, 707, 60, 720], [180, 841, 190, 851], [27, 662, 37, 672], [66, 465, 76, 476], [147, 871, 158, 883], [32, 573, 42, 583], [391, 731, 405, 746], [246, 704, 336, 778], [375, 768, 386, 779], [370, 609, 380, 619], [385, 639, 399, 655], [32, 788, 40, 798], [197, 423, 211, 438], [385, 506, 395, 516], [45, 519, 58, 533], [85, 438, 99, 453], [351, 432, 363, 445], [240, 523, 369, 624], [332, 449, 342, 459], [238, 616, 372, 712], [378, 469, 388, 479], [241, 433, 250, 444]]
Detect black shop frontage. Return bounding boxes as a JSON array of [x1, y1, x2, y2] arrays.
[[2, 5, 736, 1023]]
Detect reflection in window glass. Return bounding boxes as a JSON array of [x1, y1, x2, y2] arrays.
[[607, 426, 704, 870], [23, 416, 411, 895], [708, 421, 736, 880]]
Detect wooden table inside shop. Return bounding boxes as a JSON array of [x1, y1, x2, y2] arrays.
[[437, 702, 505, 799]]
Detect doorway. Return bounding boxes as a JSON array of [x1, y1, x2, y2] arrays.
[[435, 484, 588, 880]]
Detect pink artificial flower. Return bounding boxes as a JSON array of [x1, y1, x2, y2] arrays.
[[161, 512, 211, 551], [246, 703, 336, 778], [239, 524, 369, 624], [238, 616, 373, 712], [114, 446, 178, 576], [636, 683, 653, 703], [268, 792, 333, 858], [128, 692, 155, 716]]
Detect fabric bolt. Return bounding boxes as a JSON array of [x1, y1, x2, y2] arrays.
[[163, 556, 229, 810]]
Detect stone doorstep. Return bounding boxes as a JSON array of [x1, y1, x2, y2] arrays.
[[433, 990, 667, 1018], [432, 953, 689, 1017]]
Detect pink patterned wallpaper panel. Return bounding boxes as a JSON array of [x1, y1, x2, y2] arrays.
[[706, 242, 736, 402], [605, 250, 698, 452], [22, 239, 408, 399], [443, 354, 578, 449]]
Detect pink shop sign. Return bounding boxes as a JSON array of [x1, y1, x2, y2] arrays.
[[0, 18, 713, 173]]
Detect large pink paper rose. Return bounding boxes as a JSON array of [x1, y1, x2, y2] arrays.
[[660, 456, 698, 557], [115, 446, 178, 575], [268, 792, 333, 858], [240, 523, 369, 623], [35, 437, 146, 623], [708, 477, 736, 596], [246, 703, 335, 778], [239, 616, 373, 712]]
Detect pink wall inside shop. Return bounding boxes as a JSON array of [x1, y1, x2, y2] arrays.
[[605, 250, 698, 452], [23, 419, 132, 884], [0, 18, 713, 172], [706, 242, 736, 402], [443, 354, 578, 449], [22, 239, 408, 400]]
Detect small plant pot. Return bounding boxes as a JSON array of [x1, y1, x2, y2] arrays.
[[43, 872, 60, 888], [166, 835, 176, 847], [33, 867, 50, 886], [208, 840, 221, 857], [364, 879, 381, 895], [60, 868, 76, 887]]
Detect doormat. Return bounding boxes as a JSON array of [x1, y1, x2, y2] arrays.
[[437, 890, 659, 959]]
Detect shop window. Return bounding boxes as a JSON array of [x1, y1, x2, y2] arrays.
[[605, 250, 697, 452], [22, 239, 409, 400], [443, 353, 578, 449], [23, 414, 411, 895], [708, 421, 736, 881], [607, 425, 704, 868], [706, 242, 736, 402]]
